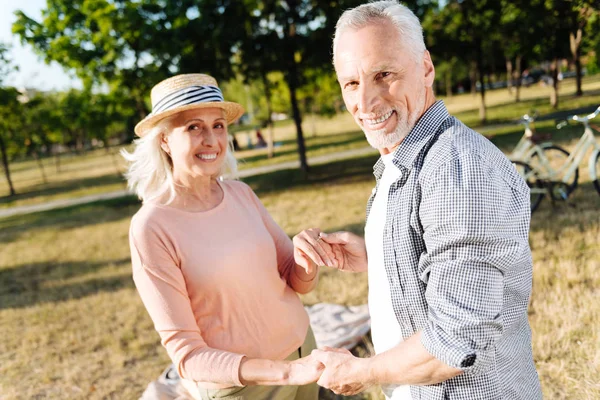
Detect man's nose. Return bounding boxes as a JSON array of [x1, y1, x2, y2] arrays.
[[357, 82, 378, 114]]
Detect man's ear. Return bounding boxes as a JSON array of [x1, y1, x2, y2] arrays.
[[423, 50, 435, 88]]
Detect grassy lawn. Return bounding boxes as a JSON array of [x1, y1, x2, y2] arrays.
[[2, 74, 600, 210], [1, 127, 599, 399]]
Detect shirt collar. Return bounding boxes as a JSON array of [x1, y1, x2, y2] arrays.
[[373, 100, 450, 180]]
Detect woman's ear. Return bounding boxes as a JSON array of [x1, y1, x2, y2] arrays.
[[160, 134, 170, 155]]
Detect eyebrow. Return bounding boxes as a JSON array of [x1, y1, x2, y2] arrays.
[[184, 117, 226, 124], [338, 65, 401, 82]]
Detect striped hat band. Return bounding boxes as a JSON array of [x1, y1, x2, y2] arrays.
[[151, 85, 224, 115], [134, 73, 245, 137]]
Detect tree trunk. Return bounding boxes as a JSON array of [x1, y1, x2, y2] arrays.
[[470, 61, 477, 96], [476, 44, 487, 123], [514, 55, 522, 103], [506, 57, 513, 95], [287, 73, 308, 173], [33, 151, 48, 184], [550, 58, 559, 109], [311, 107, 317, 137], [445, 70, 453, 98], [570, 29, 583, 96], [55, 150, 61, 173], [285, 21, 308, 174], [0, 133, 16, 196], [261, 72, 275, 159]]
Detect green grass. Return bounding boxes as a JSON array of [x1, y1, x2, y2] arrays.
[[1, 74, 599, 399], [3, 74, 600, 211], [1, 138, 599, 398]]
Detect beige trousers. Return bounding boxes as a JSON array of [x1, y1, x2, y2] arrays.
[[196, 326, 319, 400]]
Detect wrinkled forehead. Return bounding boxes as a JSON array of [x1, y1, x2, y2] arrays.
[[333, 23, 410, 77]]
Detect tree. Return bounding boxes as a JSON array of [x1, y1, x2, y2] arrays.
[[566, 1, 599, 96], [423, 6, 465, 97], [537, 0, 573, 108], [499, 0, 547, 102], [0, 43, 19, 197], [425, 0, 501, 122], [12, 0, 240, 139]]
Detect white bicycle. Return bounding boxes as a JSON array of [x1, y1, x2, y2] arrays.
[[510, 112, 578, 212], [514, 106, 600, 212]]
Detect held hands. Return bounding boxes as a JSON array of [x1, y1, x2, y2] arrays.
[[286, 354, 325, 386], [311, 347, 373, 395], [285, 348, 373, 395], [293, 229, 368, 273]]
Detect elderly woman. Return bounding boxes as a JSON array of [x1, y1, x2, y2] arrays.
[[123, 74, 326, 400]]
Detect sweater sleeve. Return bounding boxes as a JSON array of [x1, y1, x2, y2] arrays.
[[129, 218, 245, 386], [243, 183, 318, 293]]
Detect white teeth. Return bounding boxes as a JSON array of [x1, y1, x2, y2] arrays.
[[366, 111, 393, 125], [196, 153, 217, 160]]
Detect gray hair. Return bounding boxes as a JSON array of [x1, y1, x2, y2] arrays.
[[333, 1, 426, 64], [121, 116, 238, 204]]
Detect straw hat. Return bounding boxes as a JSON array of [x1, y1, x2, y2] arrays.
[[134, 74, 245, 137]]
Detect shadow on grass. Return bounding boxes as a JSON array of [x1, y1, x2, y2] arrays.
[[529, 180, 600, 236], [238, 130, 365, 165], [0, 195, 141, 244], [0, 258, 133, 310], [0, 173, 127, 207], [243, 153, 379, 196]]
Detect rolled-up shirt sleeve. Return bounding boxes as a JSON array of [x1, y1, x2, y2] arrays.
[[418, 153, 528, 375], [129, 221, 244, 386]]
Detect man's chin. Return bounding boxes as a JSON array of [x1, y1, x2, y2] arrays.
[[364, 129, 406, 150]]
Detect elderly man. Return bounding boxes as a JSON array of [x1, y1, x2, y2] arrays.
[[292, 1, 542, 399]]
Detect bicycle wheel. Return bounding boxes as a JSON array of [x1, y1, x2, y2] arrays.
[[592, 150, 600, 195], [528, 145, 578, 194], [511, 160, 545, 213]]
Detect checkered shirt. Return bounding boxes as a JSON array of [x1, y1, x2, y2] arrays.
[[366, 101, 542, 399]]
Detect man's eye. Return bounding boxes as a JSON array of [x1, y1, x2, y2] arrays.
[[345, 81, 358, 89], [378, 72, 391, 79]]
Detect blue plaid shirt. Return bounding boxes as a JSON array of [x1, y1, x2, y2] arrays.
[[366, 101, 542, 399]]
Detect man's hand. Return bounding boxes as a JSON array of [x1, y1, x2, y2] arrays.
[[311, 347, 374, 395], [318, 231, 368, 273]]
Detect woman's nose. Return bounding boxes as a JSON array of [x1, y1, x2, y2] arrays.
[[200, 128, 216, 146]]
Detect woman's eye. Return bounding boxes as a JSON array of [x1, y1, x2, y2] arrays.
[[214, 123, 225, 129], [188, 124, 200, 131]]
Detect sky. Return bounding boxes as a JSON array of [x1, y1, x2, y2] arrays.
[[0, 0, 81, 91]]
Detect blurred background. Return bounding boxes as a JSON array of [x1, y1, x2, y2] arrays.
[[0, 0, 599, 399]]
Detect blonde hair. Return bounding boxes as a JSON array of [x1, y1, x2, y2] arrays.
[[121, 116, 238, 204]]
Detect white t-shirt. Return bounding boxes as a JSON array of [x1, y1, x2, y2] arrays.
[[365, 152, 413, 400]]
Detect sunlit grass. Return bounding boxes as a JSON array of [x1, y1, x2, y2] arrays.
[[1, 136, 599, 398], [3, 75, 600, 210]]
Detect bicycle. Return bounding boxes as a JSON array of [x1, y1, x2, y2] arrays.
[[514, 106, 600, 212], [509, 112, 578, 212]]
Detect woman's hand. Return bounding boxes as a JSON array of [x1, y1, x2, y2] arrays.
[[286, 354, 325, 386], [293, 228, 336, 273], [293, 229, 368, 273]]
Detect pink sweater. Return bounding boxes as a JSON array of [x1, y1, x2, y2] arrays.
[[129, 180, 312, 388]]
